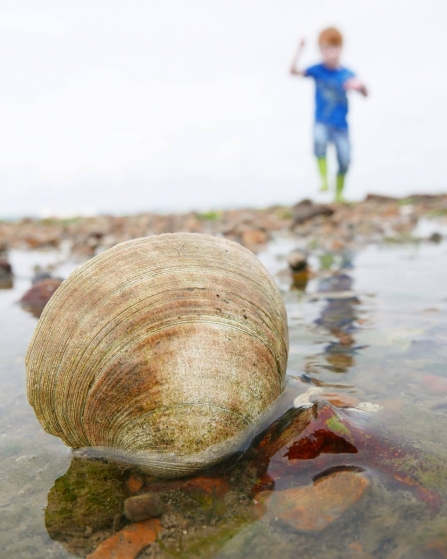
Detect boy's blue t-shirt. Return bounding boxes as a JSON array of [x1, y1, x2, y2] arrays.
[[305, 63, 356, 129]]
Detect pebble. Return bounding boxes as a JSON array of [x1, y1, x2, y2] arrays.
[[86, 519, 161, 559], [292, 199, 334, 225], [126, 474, 144, 495], [0, 259, 12, 278], [254, 470, 369, 531], [19, 278, 63, 316], [124, 493, 166, 522]]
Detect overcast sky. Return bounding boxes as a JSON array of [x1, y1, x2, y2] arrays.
[[1, 0, 446, 217]]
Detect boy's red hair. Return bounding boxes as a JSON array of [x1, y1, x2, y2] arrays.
[[318, 27, 343, 47]]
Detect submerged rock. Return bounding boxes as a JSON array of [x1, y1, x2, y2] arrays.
[[86, 519, 161, 559], [45, 458, 128, 556], [254, 470, 369, 531], [124, 493, 166, 522]]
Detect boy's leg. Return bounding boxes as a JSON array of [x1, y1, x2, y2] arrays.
[[333, 128, 351, 203], [313, 123, 329, 192]]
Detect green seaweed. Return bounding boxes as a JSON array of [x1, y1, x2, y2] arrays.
[[326, 415, 351, 438]]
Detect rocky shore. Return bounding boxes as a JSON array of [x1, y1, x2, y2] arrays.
[[1, 194, 446, 260]]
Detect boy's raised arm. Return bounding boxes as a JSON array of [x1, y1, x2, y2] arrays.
[[344, 77, 368, 97], [290, 39, 306, 76]]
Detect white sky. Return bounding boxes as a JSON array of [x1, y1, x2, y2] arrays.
[[1, 0, 446, 216]]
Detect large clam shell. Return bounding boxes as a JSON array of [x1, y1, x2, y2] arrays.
[[26, 233, 288, 477]]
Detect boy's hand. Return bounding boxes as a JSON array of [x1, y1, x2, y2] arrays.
[[290, 38, 306, 76], [344, 77, 368, 97]]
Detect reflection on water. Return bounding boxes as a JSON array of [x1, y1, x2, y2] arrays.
[[2, 242, 447, 558], [314, 272, 359, 373]]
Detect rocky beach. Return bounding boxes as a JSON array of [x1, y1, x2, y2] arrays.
[[2, 194, 446, 261]]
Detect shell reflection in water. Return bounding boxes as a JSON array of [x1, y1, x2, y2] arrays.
[[26, 233, 288, 477]]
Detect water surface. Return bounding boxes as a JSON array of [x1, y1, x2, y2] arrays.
[[1, 240, 447, 558]]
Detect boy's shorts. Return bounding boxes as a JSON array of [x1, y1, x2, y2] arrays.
[[314, 122, 351, 174]]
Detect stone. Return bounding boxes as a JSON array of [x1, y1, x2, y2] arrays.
[[124, 493, 166, 522], [429, 232, 442, 243], [311, 390, 360, 409], [365, 194, 398, 203], [292, 199, 334, 225], [19, 278, 63, 317], [86, 519, 161, 559], [254, 470, 369, 531], [287, 250, 308, 272], [241, 229, 267, 248], [142, 476, 229, 499], [0, 259, 12, 279], [126, 474, 144, 495]]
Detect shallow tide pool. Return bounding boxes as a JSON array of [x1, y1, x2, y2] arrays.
[[1, 240, 447, 559]]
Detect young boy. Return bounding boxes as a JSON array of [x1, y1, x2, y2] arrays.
[[290, 27, 368, 202]]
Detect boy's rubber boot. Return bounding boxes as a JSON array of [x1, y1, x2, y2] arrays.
[[317, 157, 328, 192], [335, 173, 346, 203]]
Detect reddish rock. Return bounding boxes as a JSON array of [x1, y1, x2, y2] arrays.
[[255, 470, 369, 531], [241, 229, 267, 248], [19, 278, 63, 317], [86, 519, 161, 559], [252, 401, 442, 513], [311, 391, 360, 409], [126, 474, 144, 495], [143, 476, 229, 499]]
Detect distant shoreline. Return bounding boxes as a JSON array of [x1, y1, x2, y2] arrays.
[[1, 194, 446, 259]]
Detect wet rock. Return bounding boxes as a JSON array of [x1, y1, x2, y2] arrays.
[[429, 232, 443, 243], [0, 277, 13, 289], [241, 229, 267, 250], [124, 493, 166, 522], [308, 389, 360, 409], [45, 457, 128, 553], [0, 258, 12, 278], [287, 250, 308, 272], [126, 473, 144, 495], [254, 470, 369, 531], [365, 194, 398, 203], [86, 519, 161, 559], [292, 199, 334, 225], [19, 278, 63, 317], [0, 259, 13, 289]]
